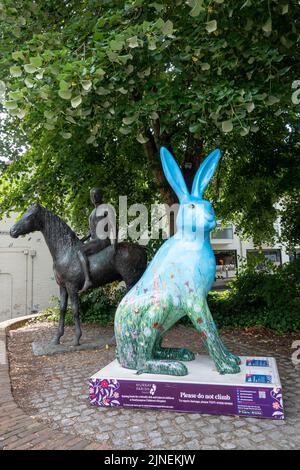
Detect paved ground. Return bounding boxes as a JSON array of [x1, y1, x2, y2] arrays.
[[3, 320, 300, 450], [0, 318, 109, 450]]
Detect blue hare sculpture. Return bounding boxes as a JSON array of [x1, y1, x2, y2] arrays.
[[115, 147, 241, 376]]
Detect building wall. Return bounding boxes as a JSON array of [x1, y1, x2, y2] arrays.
[[0, 213, 58, 322], [211, 222, 291, 275]]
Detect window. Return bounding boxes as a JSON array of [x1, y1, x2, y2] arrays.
[[211, 224, 233, 240], [214, 250, 237, 278], [246, 249, 282, 266]]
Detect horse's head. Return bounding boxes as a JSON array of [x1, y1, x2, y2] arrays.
[[10, 204, 43, 238]]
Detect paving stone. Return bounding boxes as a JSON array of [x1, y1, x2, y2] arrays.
[[221, 442, 237, 450], [132, 442, 146, 450], [2, 322, 300, 450]]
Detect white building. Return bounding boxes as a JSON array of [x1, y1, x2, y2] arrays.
[[0, 213, 57, 322], [211, 221, 291, 280], [0, 213, 296, 322]]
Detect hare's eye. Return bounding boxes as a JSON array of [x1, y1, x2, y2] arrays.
[[188, 203, 195, 209]]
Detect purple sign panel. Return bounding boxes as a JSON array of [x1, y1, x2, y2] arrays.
[[89, 378, 284, 420]]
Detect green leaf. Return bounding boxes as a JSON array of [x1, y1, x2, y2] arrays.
[[282, 4, 288, 15], [150, 2, 164, 12], [36, 70, 44, 80], [0, 80, 6, 100], [59, 80, 70, 91], [86, 135, 96, 144], [65, 115, 77, 124], [161, 20, 174, 37], [240, 127, 249, 136], [24, 77, 34, 88], [30, 56, 43, 67], [118, 87, 128, 94], [71, 95, 82, 108], [201, 63, 210, 71], [12, 51, 25, 60], [10, 66, 22, 77], [58, 89, 72, 100], [246, 102, 255, 113], [9, 90, 23, 101], [136, 133, 149, 144], [189, 122, 202, 133], [262, 18, 272, 33], [39, 86, 50, 99], [44, 110, 55, 120], [221, 120, 233, 133], [95, 68, 106, 77], [150, 111, 159, 120], [266, 95, 280, 106], [122, 115, 138, 125], [44, 122, 55, 130], [4, 100, 18, 110], [119, 126, 131, 135], [17, 108, 26, 119], [96, 86, 110, 95], [206, 20, 217, 33], [189, 0, 204, 17], [60, 132, 72, 139], [110, 39, 124, 51], [81, 80, 92, 92], [127, 36, 139, 48], [24, 63, 37, 74], [148, 37, 157, 50]]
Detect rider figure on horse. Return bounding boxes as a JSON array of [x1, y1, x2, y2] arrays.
[[78, 187, 117, 292]]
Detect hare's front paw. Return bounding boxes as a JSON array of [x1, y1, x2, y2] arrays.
[[230, 353, 241, 366], [154, 347, 195, 362], [136, 360, 188, 376], [216, 358, 241, 375]]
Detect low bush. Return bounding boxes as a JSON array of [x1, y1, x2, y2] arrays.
[[208, 257, 300, 334], [38, 282, 126, 326]]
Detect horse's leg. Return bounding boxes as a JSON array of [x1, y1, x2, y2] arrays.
[[52, 286, 68, 345], [68, 289, 82, 346]]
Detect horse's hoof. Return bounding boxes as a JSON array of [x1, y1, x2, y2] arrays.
[[52, 338, 60, 345]]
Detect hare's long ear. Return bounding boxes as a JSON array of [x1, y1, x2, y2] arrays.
[[160, 147, 190, 202], [191, 148, 221, 199]]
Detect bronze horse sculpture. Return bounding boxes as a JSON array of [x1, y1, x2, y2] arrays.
[[10, 204, 147, 346]]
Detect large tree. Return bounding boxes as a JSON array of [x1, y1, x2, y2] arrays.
[[0, 0, 299, 240]]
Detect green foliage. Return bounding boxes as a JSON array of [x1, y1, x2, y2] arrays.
[[208, 258, 300, 334], [210, 113, 300, 246], [0, 0, 300, 243], [37, 296, 74, 326], [37, 283, 126, 326], [79, 283, 126, 325]]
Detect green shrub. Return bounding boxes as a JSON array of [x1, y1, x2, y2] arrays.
[[79, 283, 126, 325], [38, 283, 126, 326], [208, 257, 300, 334]]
